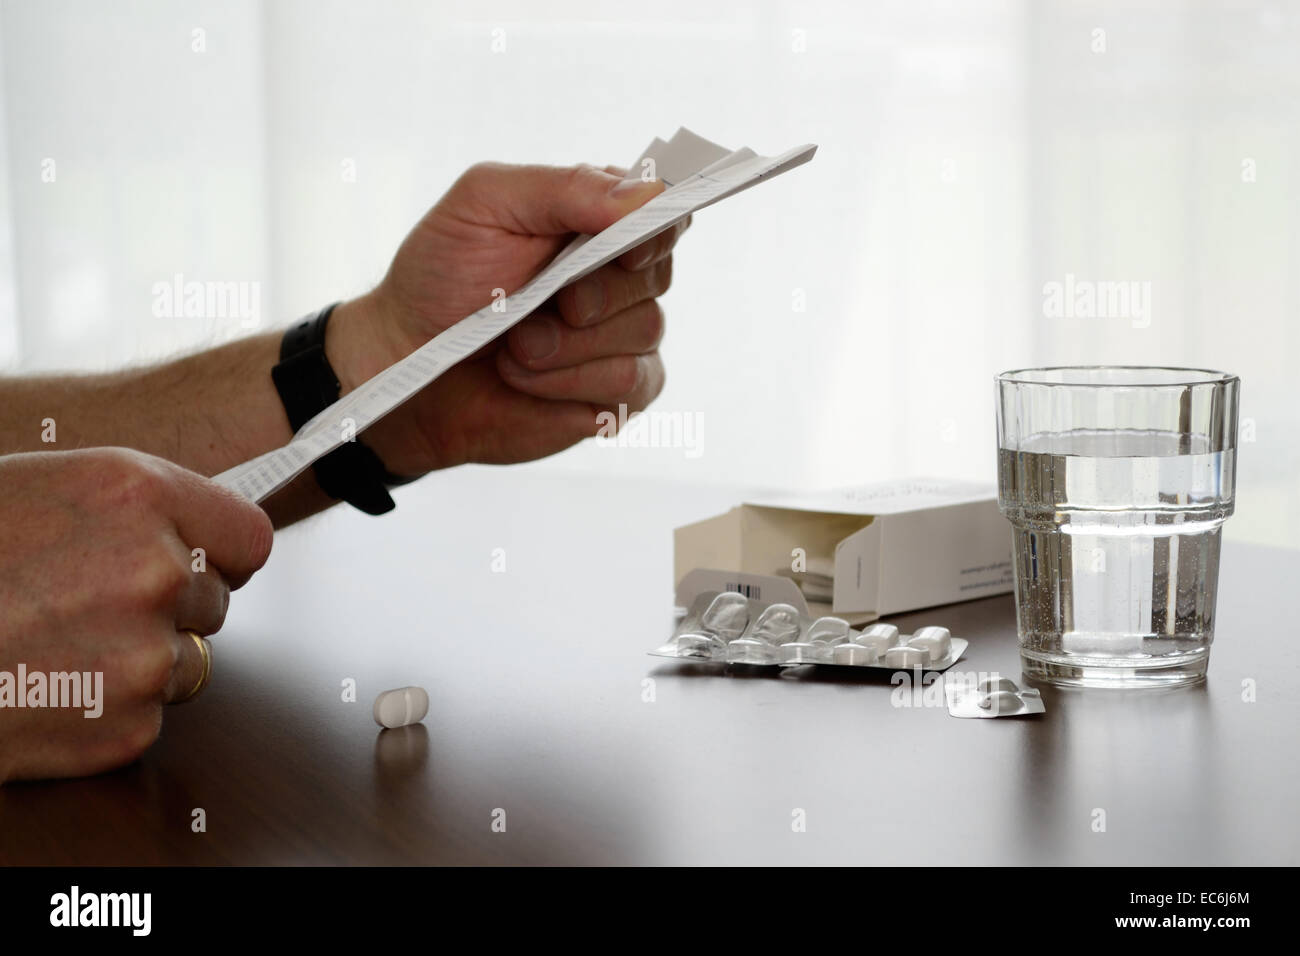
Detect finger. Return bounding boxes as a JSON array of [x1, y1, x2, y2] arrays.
[[456, 162, 664, 237], [554, 255, 673, 328], [497, 349, 666, 410], [153, 462, 274, 590], [617, 215, 690, 271], [507, 300, 664, 372], [458, 394, 606, 466], [164, 631, 211, 704], [8, 706, 164, 781], [171, 538, 231, 635]]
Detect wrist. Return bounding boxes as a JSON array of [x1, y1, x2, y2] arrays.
[[325, 291, 413, 397], [322, 290, 440, 479]]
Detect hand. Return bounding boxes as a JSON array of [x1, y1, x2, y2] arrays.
[[327, 162, 690, 476], [0, 449, 273, 782]]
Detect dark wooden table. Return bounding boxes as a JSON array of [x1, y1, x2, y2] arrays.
[[2, 469, 1296, 865]]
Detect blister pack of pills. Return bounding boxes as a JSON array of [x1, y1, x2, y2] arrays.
[[652, 590, 967, 670], [944, 675, 1045, 718]]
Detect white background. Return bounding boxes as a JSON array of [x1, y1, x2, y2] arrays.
[[1, 0, 1295, 546]]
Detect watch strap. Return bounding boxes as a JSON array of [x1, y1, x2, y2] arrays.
[[270, 304, 397, 515]]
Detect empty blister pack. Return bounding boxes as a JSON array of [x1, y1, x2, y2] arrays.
[[651, 591, 967, 671], [944, 675, 1045, 718]]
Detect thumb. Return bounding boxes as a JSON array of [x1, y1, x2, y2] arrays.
[[459, 162, 665, 237]]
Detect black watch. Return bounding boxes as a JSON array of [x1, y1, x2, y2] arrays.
[[270, 304, 404, 515]]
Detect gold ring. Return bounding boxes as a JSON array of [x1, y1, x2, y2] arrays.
[[178, 629, 212, 703]]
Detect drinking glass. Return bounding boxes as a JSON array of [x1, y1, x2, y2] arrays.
[[995, 367, 1239, 687]]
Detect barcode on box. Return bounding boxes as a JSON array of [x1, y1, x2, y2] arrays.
[[725, 582, 761, 600]]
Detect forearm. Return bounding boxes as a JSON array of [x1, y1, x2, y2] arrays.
[[0, 304, 389, 528], [0, 333, 280, 470]]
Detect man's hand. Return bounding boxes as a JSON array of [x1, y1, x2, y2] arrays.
[[327, 162, 689, 477], [0, 449, 273, 782], [0, 160, 689, 529]]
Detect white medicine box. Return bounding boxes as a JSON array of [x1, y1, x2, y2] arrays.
[[673, 479, 1014, 624]]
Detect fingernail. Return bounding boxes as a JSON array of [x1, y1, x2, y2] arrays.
[[515, 319, 559, 361], [608, 178, 662, 201], [500, 353, 536, 378], [573, 278, 605, 325]]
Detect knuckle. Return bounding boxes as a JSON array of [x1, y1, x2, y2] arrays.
[[563, 163, 597, 197], [571, 162, 619, 201], [122, 550, 190, 611], [97, 452, 167, 513], [568, 162, 601, 185], [86, 446, 140, 470], [454, 162, 507, 205], [461, 160, 502, 184], [126, 636, 179, 697], [117, 710, 163, 762]]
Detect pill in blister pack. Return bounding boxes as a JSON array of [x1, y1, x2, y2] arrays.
[[651, 591, 967, 671], [776, 614, 852, 664], [907, 625, 951, 663], [944, 675, 1045, 718], [729, 603, 804, 664]]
